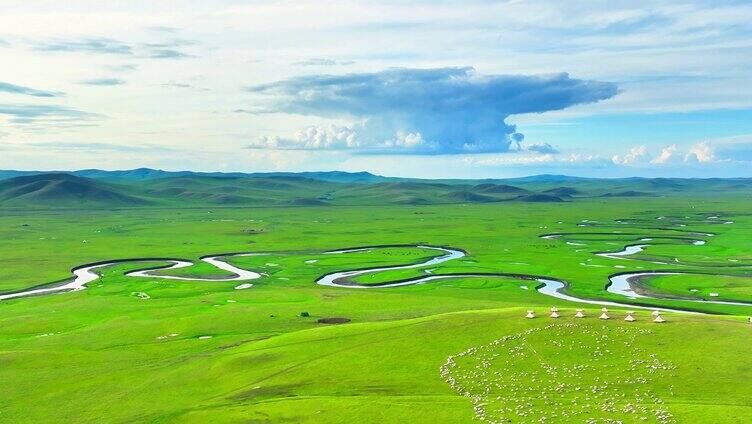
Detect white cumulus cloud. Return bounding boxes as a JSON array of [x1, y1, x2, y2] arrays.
[[650, 144, 679, 164], [612, 145, 648, 165], [686, 141, 714, 163], [250, 124, 359, 150]]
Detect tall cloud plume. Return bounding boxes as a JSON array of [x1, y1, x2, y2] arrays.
[[246, 67, 617, 154]]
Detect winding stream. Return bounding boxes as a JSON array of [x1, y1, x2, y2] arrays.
[[0, 254, 262, 301], [607, 271, 752, 307], [2, 218, 749, 312], [126, 255, 262, 281], [596, 244, 648, 260], [314, 245, 729, 313], [316, 246, 463, 287], [542, 224, 752, 309]]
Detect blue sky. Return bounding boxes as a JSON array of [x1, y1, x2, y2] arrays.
[[1, 0, 752, 177]]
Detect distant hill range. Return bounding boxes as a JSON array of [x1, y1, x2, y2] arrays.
[[0, 168, 393, 183], [0, 174, 148, 207], [0, 168, 749, 208]]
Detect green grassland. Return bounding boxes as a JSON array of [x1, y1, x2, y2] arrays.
[[1, 174, 752, 423], [643, 273, 752, 303]]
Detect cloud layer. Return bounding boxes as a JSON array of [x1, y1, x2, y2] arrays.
[[34, 37, 193, 59], [35, 37, 133, 54], [247, 67, 617, 154], [79, 78, 126, 86], [293, 58, 355, 67], [0, 81, 63, 97], [2, 1, 752, 176], [465, 139, 752, 177], [0, 104, 97, 125]]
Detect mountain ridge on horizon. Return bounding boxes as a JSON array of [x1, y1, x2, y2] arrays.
[[0, 169, 749, 209], [1, 168, 750, 184]]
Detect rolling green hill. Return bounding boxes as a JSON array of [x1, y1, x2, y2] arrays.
[[0, 169, 750, 209], [0, 173, 552, 208], [0, 174, 148, 207], [0, 168, 395, 183]]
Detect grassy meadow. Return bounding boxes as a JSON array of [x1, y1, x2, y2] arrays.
[[1, 190, 752, 423]]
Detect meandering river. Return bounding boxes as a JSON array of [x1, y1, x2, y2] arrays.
[[2, 219, 749, 312]]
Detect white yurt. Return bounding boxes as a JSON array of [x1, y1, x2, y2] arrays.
[[599, 307, 610, 320]]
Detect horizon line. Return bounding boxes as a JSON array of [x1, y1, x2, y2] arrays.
[[2, 167, 752, 181]]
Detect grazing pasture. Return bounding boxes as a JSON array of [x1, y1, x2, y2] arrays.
[[1, 186, 752, 422]]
